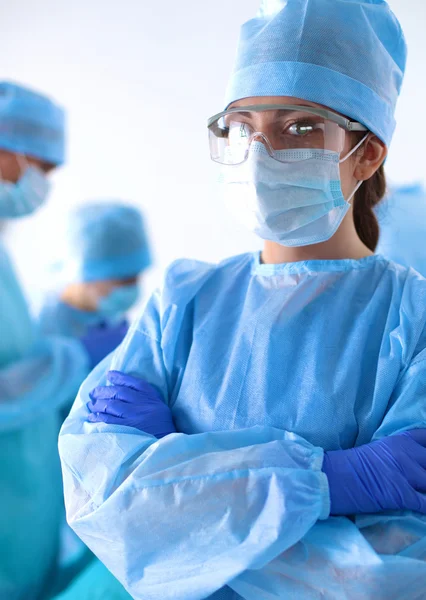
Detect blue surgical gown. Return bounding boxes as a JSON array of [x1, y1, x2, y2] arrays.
[[59, 252, 426, 600], [38, 294, 105, 338], [376, 183, 426, 277], [0, 244, 91, 599]]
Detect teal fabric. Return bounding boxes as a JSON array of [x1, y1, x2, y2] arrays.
[[60, 253, 426, 599], [0, 243, 90, 599], [0, 243, 35, 367], [0, 335, 90, 600], [52, 560, 131, 600]]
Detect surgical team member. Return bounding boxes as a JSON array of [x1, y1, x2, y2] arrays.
[[0, 81, 91, 600], [376, 183, 426, 276], [38, 201, 151, 342], [60, 2, 426, 599], [0, 81, 123, 600]]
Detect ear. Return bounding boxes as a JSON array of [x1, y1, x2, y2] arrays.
[[354, 135, 387, 181]]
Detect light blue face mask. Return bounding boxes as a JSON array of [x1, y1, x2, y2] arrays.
[[0, 165, 51, 219], [220, 138, 366, 247], [97, 284, 139, 321]]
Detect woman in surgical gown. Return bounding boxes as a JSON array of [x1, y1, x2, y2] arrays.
[[59, 1, 426, 599]]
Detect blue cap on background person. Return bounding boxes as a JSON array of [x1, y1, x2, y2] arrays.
[[57, 201, 152, 283], [38, 201, 152, 340], [0, 81, 65, 166]]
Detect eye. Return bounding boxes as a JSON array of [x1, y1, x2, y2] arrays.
[[287, 121, 318, 136]]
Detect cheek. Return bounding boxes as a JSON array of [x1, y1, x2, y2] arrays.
[[0, 154, 20, 182]]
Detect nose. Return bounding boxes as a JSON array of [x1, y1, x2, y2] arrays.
[[248, 132, 275, 156]]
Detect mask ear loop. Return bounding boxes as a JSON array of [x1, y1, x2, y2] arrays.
[[339, 133, 370, 203], [339, 133, 369, 164], [346, 179, 364, 203]]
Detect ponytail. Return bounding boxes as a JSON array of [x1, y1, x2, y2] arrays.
[[353, 164, 386, 252]]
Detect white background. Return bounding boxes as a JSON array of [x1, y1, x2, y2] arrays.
[[1, 0, 425, 311]]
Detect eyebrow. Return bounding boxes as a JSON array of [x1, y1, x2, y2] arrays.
[[227, 108, 316, 118]]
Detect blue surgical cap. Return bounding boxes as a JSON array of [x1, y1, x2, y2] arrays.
[[226, 0, 407, 146], [59, 202, 152, 283], [0, 81, 65, 166]]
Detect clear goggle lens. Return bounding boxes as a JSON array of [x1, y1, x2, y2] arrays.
[[208, 108, 350, 165]]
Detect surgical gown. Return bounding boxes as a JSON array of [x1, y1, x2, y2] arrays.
[[38, 294, 106, 338], [376, 183, 426, 277], [60, 252, 426, 600], [0, 243, 90, 600]]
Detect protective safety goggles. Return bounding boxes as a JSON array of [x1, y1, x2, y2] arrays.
[[207, 104, 368, 165]]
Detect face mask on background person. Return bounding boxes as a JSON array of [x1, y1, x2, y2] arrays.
[[0, 162, 51, 219], [97, 284, 140, 322]]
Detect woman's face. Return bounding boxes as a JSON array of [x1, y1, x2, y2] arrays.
[[227, 96, 387, 199]]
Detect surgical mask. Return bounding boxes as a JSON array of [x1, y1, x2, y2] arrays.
[[97, 284, 139, 321], [0, 164, 51, 219], [220, 138, 366, 247]]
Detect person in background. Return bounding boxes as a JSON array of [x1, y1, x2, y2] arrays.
[[60, 1, 426, 599], [0, 81, 125, 600], [0, 82, 60, 219], [376, 182, 426, 275], [0, 80, 91, 600], [38, 202, 151, 351]]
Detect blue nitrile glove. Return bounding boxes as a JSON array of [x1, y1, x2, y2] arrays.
[[80, 321, 128, 369], [87, 370, 176, 439], [322, 430, 426, 515]]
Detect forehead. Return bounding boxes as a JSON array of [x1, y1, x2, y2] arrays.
[[228, 96, 328, 111]]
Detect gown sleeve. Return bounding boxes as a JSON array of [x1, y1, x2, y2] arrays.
[[59, 264, 330, 600], [228, 350, 426, 599]]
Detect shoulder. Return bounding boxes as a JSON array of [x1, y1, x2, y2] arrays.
[[383, 258, 426, 300], [381, 259, 426, 361], [161, 253, 254, 305], [133, 254, 253, 340]]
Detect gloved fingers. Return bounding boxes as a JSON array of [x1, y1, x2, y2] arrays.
[[87, 399, 99, 414], [413, 447, 426, 471], [87, 412, 125, 426], [107, 370, 163, 400], [89, 384, 137, 404], [87, 398, 124, 415], [410, 490, 426, 515], [404, 429, 426, 449], [87, 398, 138, 419], [407, 464, 426, 493]]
